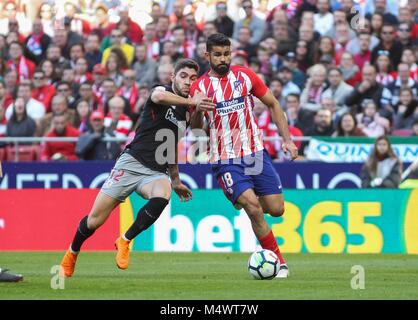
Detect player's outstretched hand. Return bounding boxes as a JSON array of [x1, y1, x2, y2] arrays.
[[282, 141, 298, 161], [192, 91, 216, 112], [173, 183, 193, 202]]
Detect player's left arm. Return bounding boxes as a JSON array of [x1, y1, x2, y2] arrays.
[[167, 147, 192, 202], [258, 90, 298, 160]]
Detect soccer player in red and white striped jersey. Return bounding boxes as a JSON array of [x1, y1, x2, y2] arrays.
[[190, 33, 298, 278]]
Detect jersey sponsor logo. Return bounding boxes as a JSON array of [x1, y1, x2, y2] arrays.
[[216, 96, 246, 115], [165, 108, 178, 126]]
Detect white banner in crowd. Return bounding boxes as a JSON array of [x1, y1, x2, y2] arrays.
[[306, 138, 418, 163]]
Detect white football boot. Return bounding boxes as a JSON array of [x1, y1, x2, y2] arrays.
[[276, 264, 289, 278]]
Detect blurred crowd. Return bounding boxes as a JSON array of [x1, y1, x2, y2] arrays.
[[0, 0, 417, 162]]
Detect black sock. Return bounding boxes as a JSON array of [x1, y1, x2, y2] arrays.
[[70, 216, 95, 253], [124, 197, 168, 241]]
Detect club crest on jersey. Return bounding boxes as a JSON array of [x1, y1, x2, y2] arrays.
[[234, 80, 243, 93]]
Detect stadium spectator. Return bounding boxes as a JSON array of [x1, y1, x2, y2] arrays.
[[321, 67, 353, 118], [345, 65, 393, 116], [142, 22, 160, 60], [202, 21, 218, 40], [184, 13, 203, 44], [68, 43, 85, 69], [397, 22, 415, 48], [56, 81, 77, 110], [393, 88, 418, 130], [156, 15, 171, 41], [360, 135, 402, 188], [78, 82, 101, 112], [285, 93, 313, 132], [156, 63, 174, 88], [353, 32, 373, 70], [169, 0, 186, 27], [61, 66, 80, 97], [194, 40, 210, 77], [356, 101, 390, 137], [375, 50, 396, 86], [300, 64, 327, 113], [0, 102, 6, 145], [314, 0, 334, 36], [91, 64, 106, 100], [63, 2, 91, 38], [338, 52, 362, 87], [282, 52, 306, 89], [74, 57, 92, 85], [401, 48, 418, 82], [45, 45, 68, 77], [104, 96, 132, 138], [3, 69, 17, 107], [73, 99, 91, 134], [41, 113, 79, 161], [38, 2, 54, 38], [7, 41, 36, 81], [346, 18, 380, 57], [53, 28, 72, 60], [233, 0, 266, 45], [277, 65, 301, 98], [109, 7, 143, 45], [39, 59, 58, 86], [102, 28, 134, 66], [31, 69, 56, 113], [313, 36, 336, 65], [295, 40, 312, 73], [118, 69, 139, 115], [303, 108, 334, 137], [5, 81, 45, 123], [84, 33, 102, 72], [23, 18, 52, 65], [232, 26, 257, 60], [387, 62, 418, 106], [171, 26, 195, 59], [91, 4, 111, 39], [333, 112, 365, 137], [133, 44, 157, 86], [371, 24, 404, 68], [37, 94, 76, 137], [101, 78, 129, 116], [76, 110, 121, 160], [0, 1, 31, 38], [268, 77, 285, 107], [133, 84, 151, 116], [213, 1, 234, 38], [104, 53, 124, 87], [6, 97, 36, 142]]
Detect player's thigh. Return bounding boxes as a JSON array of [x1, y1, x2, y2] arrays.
[[88, 191, 121, 229], [236, 188, 264, 221], [259, 193, 285, 217], [138, 177, 172, 200]]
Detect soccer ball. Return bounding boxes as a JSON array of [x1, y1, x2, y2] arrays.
[[247, 249, 279, 280]]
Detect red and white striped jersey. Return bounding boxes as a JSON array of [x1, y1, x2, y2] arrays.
[[190, 65, 269, 162]]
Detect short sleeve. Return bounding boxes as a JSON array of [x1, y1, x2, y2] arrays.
[[244, 67, 268, 99]]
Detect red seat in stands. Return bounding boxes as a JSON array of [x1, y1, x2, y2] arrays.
[[5, 145, 41, 162]]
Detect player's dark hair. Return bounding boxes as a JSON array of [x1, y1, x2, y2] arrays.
[[174, 58, 199, 74], [206, 33, 231, 52]]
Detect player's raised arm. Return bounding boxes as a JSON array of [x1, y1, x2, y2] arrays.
[[259, 90, 298, 160]]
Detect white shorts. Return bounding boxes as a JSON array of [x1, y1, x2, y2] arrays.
[[101, 153, 169, 202]]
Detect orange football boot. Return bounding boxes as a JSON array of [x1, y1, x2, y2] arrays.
[[115, 236, 130, 270], [60, 249, 78, 277]]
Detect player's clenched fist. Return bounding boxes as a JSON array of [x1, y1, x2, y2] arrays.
[[282, 140, 298, 160]]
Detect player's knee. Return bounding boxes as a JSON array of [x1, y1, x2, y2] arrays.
[[87, 215, 102, 230], [269, 203, 285, 217]]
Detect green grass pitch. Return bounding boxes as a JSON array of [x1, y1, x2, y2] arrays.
[[1, 252, 418, 300]]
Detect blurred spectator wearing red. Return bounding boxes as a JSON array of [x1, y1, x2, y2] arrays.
[[41, 113, 79, 161]]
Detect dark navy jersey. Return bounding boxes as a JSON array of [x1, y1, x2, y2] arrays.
[[124, 85, 189, 173]]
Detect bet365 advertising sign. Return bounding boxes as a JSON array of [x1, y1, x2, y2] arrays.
[[123, 189, 418, 254]]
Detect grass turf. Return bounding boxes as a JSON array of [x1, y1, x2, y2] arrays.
[[1, 252, 418, 300]]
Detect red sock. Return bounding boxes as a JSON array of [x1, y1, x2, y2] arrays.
[[258, 230, 285, 265]]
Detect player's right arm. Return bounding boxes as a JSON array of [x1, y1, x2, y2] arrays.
[[151, 86, 215, 110]]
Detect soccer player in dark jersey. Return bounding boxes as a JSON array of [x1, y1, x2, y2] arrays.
[[190, 33, 298, 278], [60, 59, 215, 277]]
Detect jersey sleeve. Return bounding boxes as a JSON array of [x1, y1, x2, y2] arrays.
[[244, 67, 268, 99], [189, 80, 200, 97]]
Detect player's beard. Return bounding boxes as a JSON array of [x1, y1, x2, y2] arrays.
[[211, 62, 230, 76]]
